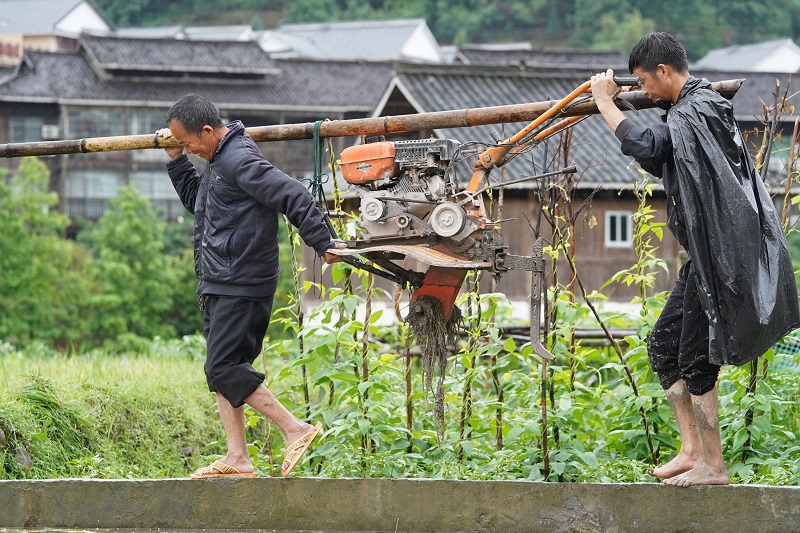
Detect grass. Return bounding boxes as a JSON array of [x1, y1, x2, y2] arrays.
[[0, 336, 226, 479], [1, 328, 799, 484]]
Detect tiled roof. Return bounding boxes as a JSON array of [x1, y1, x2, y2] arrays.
[[183, 25, 255, 41], [80, 34, 278, 75], [456, 44, 627, 70], [0, 65, 15, 83], [388, 63, 785, 189], [389, 63, 655, 189], [691, 69, 799, 121], [270, 18, 443, 62], [693, 39, 800, 73], [272, 58, 395, 111], [0, 47, 394, 113], [112, 26, 185, 39]]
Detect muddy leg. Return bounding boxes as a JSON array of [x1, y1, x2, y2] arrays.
[[649, 379, 702, 479], [664, 384, 729, 487]]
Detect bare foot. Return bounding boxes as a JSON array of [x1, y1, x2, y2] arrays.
[[662, 463, 730, 487], [284, 422, 316, 447], [205, 455, 254, 475], [648, 451, 698, 479], [191, 458, 255, 478], [281, 422, 322, 477]]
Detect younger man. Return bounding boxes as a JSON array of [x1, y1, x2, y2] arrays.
[[591, 33, 799, 486]]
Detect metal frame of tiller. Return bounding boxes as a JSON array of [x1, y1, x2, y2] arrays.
[[328, 76, 642, 360]]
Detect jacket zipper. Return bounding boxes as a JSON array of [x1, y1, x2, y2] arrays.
[[201, 165, 214, 278]]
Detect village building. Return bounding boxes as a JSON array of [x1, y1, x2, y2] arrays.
[[693, 38, 800, 74], [0, 34, 393, 222], [0, 20, 797, 309], [452, 42, 627, 70], [260, 18, 445, 63], [0, 0, 112, 66]]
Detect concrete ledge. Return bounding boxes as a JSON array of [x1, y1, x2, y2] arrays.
[[1, 478, 799, 533]]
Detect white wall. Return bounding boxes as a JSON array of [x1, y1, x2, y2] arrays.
[[401, 24, 444, 63], [55, 1, 110, 36]]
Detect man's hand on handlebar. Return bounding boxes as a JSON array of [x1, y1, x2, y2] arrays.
[[155, 128, 185, 160], [590, 69, 623, 105]]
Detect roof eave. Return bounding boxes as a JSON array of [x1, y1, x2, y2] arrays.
[[0, 95, 374, 114], [96, 64, 281, 75]]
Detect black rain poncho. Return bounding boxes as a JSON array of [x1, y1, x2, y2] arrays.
[[664, 77, 799, 366]]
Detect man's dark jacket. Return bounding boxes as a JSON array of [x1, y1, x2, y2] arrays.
[[616, 76, 800, 366], [167, 120, 333, 299]]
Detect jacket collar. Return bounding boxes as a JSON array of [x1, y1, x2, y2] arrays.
[[211, 120, 245, 161]]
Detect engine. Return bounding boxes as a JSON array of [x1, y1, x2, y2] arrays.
[[340, 138, 479, 241]]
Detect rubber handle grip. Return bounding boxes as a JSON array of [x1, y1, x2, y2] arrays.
[[613, 76, 640, 86]]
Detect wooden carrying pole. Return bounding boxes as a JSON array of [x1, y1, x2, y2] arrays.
[[0, 80, 743, 159]]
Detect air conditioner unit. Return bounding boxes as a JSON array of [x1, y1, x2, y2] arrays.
[[41, 124, 60, 140]]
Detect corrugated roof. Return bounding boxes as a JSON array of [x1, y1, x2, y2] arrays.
[[272, 18, 440, 62], [80, 34, 278, 75], [0, 47, 393, 113], [692, 39, 800, 72], [113, 26, 185, 39], [456, 44, 627, 70]]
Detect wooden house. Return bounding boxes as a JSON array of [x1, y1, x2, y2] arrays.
[[0, 33, 393, 222], [0, 32, 796, 309]]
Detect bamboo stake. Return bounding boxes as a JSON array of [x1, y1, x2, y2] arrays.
[[0, 80, 743, 158]]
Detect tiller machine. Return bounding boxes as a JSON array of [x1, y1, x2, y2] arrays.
[[327, 76, 644, 360]]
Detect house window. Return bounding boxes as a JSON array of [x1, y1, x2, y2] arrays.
[[130, 170, 179, 200], [605, 211, 632, 248], [66, 109, 127, 161], [66, 169, 122, 219], [130, 170, 183, 220], [10, 116, 44, 143], [67, 170, 121, 199], [67, 109, 125, 138], [131, 110, 168, 135]]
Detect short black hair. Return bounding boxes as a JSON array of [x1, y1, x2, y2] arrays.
[[628, 32, 689, 75], [165, 94, 224, 134]]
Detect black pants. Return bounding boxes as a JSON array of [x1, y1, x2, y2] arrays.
[[203, 296, 274, 408], [647, 260, 720, 396]]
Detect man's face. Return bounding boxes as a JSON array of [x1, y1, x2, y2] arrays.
[[169, 119, 214, 161], [632, 66, 668, 103]]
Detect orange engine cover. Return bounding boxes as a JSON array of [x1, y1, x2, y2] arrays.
[[340, 142, 398, 184]]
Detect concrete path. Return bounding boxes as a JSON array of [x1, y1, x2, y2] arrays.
[[2, 477, 799, 532]]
